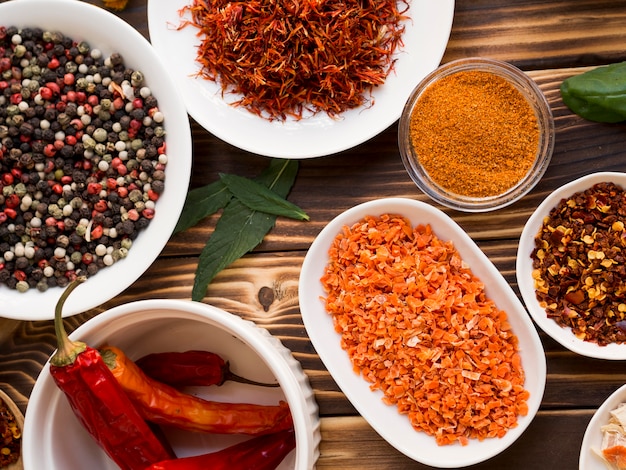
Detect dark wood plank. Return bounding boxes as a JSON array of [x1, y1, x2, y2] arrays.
[[318, 411, 591, 469]]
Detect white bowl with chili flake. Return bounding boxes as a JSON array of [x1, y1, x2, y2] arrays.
[[398, 57, 555, 212], [517, 171, 626, 360], [0, 0, 192, 320], [23, 299, 320, 469], [299, 197, 546, 467]]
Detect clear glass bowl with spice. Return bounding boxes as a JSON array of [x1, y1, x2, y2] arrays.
[[398, 57, 555, 212]]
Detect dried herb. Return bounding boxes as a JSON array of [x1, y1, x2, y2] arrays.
[[175, 159, 305, 301], [180, 0, 409, 121]]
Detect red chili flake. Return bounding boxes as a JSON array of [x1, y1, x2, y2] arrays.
[[180, 0, 410, 121], [0, 396, 21, 467], [531, 181, 626, 345]]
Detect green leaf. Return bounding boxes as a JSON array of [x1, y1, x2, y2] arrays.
[[173, 180, 232, 234], [191, 199, 275, 300], [191, 159, 300, 300], [219, 173, 309, 221]]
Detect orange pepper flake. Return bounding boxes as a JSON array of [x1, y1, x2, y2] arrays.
[[320, 214, 529, 446]]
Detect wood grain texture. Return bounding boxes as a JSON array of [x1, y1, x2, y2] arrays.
[[3, 1, 626, 468]]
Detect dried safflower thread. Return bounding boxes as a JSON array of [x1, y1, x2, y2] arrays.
[[179, 0, 409, 121], [409, 70, 540, 198], [530, 182, 626, 346]]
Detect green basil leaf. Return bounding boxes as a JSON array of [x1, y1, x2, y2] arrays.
[[191, 159, 300, 300], [219, 173, 309, 221], [173, 180, 232, 234]]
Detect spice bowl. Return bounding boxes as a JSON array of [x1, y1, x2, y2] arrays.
[[0, 0, 192, 320], [299, 197, 545, 468], [398, 57, 555, 212], [0, 389, 23, 469], [22, 299, 320, 469], [517, 172, 626, 360]]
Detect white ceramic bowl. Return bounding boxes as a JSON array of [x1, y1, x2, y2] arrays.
[[147, 0, 454, 158], [517, 172, 626, 360], [580, 383, 626, 469], [299, 197, 546, 468], [0, 0, 192, 320], [23, 299, 320, 470]]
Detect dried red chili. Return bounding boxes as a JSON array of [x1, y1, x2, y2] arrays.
[[136, 350, 280, 388], [100, 345, 293, 436], [145, 429, 296, 470], [531, 181, 626, 345], [180, 0, 409, 120], [49, 279, 175, 470]]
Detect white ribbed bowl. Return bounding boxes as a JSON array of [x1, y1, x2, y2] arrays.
[[23, 300, 320, 470]]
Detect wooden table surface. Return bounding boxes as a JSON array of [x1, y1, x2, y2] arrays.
[[2, 0, 626, 468]]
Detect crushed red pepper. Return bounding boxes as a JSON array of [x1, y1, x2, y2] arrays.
[[0, 397, 20, 467], [179, 0, 409, 121], [531, 181, 626, 345]]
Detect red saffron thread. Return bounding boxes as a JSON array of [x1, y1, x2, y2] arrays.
[[180, 0, 410, 121]]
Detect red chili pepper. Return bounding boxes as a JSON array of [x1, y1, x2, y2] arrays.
[[145, 429, 296, 470], [49, 278, 175, 470], [136, 350, 280, 388], [99, 345, 293, 435]]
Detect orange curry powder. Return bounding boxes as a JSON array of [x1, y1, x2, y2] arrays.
[[409, 70, 540, 198]]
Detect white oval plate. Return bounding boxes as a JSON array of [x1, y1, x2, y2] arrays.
[[147, 0, 454, 159], [516, 172, 626, 360], [23, 300, 320, 470], [299, 197, 546, 468], [579, 383, 626, 469], [0, 0, 192, 320]]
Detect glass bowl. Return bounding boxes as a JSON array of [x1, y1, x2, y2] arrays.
[[398, 57, 555, 212]]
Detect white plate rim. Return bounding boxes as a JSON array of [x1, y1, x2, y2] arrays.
[[516, 171, 626, 360], [579, 383, 626, 470], [0, 0, 193, 320], [298, 197, 546, 467], [147, 0, 455, 159]]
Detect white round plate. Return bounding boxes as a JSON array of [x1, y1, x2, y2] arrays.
[[299, 197, 546, 468], [516, 172, 626, 360], [147, 0, 454, 158], [23, 300, 320, 470], [579, 384, 626, 469], [0, 0, 192, 320]]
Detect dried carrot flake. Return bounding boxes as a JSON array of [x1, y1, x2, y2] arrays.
[[320, 214, 529, 446]]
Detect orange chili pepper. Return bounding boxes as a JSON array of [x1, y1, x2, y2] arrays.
[[99, 345, 293, 435]]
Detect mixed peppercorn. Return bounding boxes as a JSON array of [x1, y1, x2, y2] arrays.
[[531, 181, 626, 345], [0, 26, 167, 292]]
